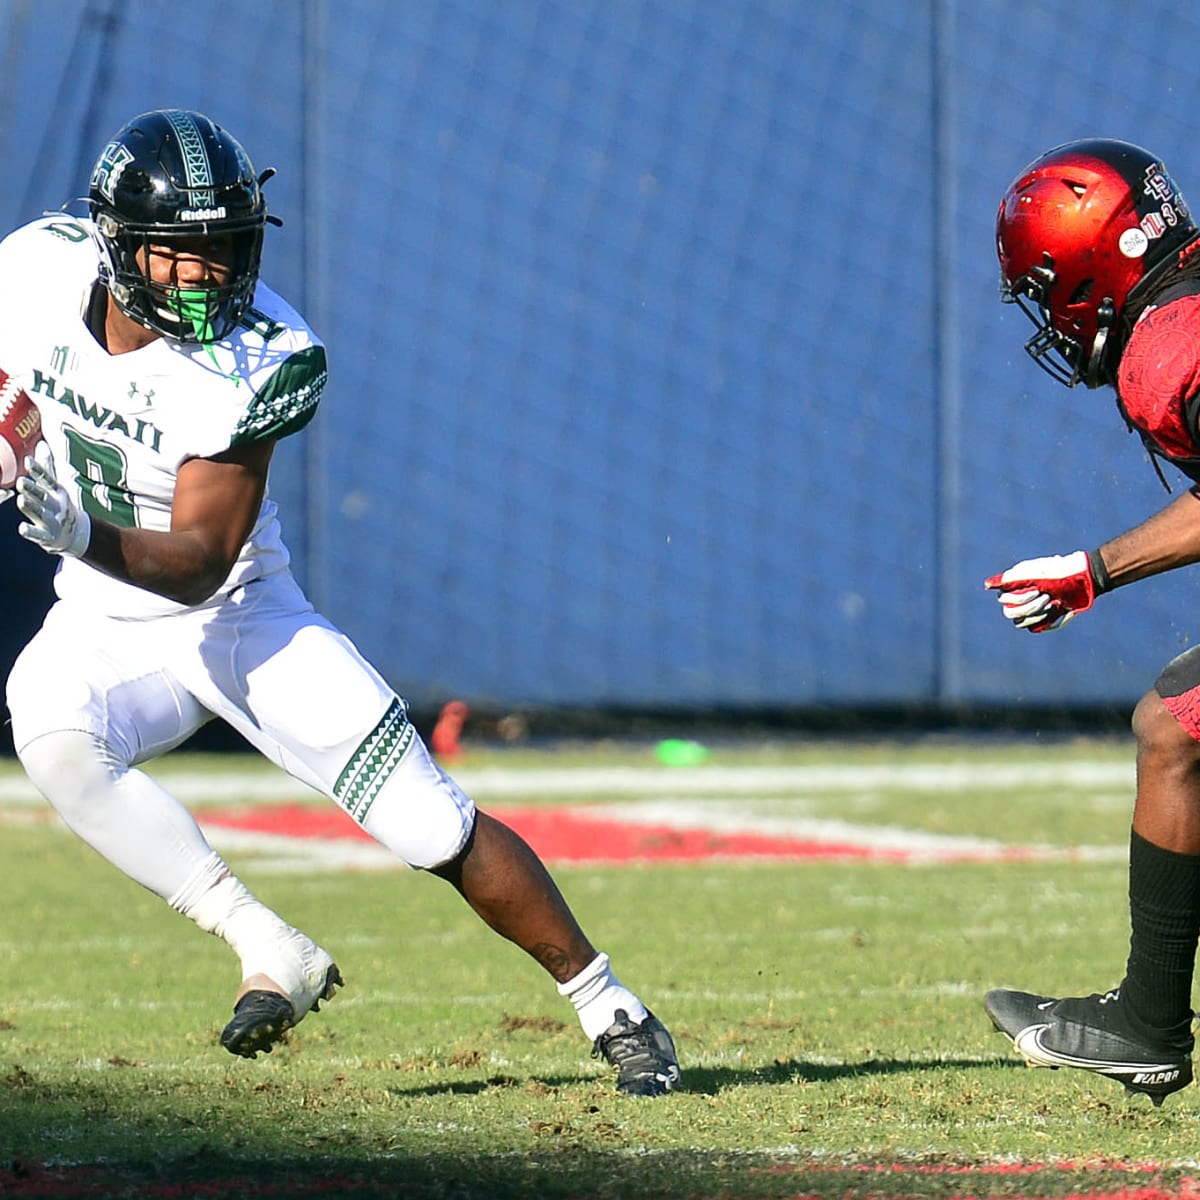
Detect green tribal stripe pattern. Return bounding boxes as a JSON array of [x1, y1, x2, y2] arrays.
[[162, 110, 214, 204], [334, 698, 415, 824], [234, 346, 327, 444]]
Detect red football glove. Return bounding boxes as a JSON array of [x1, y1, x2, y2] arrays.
[[984, 550, 1112, 633]]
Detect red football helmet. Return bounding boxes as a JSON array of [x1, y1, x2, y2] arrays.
[[996, 138, 1198, 388]]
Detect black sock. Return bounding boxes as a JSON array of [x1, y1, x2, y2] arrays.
[[1122, 828, 1200, 1041]]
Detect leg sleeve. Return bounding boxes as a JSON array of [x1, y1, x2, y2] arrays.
[[19, 728, 228, 904], [7, 605, 224, 902]]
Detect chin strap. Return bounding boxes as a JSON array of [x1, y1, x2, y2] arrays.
[[1084, 297, 1116, 388]]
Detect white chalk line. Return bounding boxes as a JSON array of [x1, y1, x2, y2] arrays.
[[0, 758, 1135, 805]]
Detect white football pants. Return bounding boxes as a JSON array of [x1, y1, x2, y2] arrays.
[[6, 570, 476, 904]]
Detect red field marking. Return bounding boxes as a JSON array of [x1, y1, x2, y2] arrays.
[[199, 802, 914, 863], [1, 1159, 1193, 1200], [198, 802, 1070, 865], [781, 1161, 1200, 1200]]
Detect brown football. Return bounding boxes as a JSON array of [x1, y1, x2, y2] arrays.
[[0, 368, 42, 488]]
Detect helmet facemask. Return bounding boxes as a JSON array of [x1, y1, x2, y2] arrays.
[[1002, 253, 1116, 389], [93, 213, 264, 344]]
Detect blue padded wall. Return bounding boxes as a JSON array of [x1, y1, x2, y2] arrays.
[[314, 2, 939, 707], [3, 1, 1200, 710]]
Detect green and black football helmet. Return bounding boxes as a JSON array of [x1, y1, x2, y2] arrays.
[[87, 108, 277, 344]]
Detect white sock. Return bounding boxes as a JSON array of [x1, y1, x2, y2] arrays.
[[557, 952, 649, 1041], [178, 873, 314, 1000]]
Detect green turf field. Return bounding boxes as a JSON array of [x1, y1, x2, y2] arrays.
[[1, 737, 1195, 1199]]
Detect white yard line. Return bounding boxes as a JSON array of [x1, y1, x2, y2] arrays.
[[449, 760, 1135, 796], [0, 758, 1137, 806]]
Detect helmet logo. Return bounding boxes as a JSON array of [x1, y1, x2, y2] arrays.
[[179, 206, 227, 222], [90, 141, 134, 203], [1120, 228, 1149, 258], [1143, 163, 1190, 229], [1144, 166, 1175, 203]]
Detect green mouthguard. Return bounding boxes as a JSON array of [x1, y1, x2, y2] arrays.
[[174, 289, 216, 344]]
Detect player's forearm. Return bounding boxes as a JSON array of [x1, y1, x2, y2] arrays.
[[1096, 488, 1200, 588], [82, 521, 234, 605]]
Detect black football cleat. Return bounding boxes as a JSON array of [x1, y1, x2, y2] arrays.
[[221, 963, 344, 1058], [592, 1008, 681, 1096], [985, 986, 1193, 1106]]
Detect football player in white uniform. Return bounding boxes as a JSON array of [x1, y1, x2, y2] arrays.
[[1, 109, 679, 1096]]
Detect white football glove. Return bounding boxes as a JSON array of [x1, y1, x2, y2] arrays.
[[16, 441, 90, 557], [984, 550, 1111, 633]]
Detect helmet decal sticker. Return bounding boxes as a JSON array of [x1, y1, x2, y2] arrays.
[[1144, 166, 1175, 202], [161, 109, 215, 208], [1143, 164, 1190, 227], [1141, 212, 1167, 239], [90, 142, 134, 204], [1120, 228, 1149, 258]]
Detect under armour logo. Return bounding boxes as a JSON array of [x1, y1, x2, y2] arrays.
[[128, 382, 155, 406]]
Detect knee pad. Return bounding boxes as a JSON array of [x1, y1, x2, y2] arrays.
[[351, 734, 476, 870]]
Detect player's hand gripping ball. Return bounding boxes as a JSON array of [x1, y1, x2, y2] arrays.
[[0, 368, 42, 490]]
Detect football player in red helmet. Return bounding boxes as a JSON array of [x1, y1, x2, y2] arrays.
[[984, 138, 1200, 1105], [996, 138, 1199, 390]]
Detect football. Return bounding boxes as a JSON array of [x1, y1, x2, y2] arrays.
[[0, 367, 42, 488]]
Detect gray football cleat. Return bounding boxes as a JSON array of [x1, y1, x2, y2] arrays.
[[592, 1008, 681, 1096]]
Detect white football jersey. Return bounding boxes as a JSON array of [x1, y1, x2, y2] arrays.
[[0, 215, 326, 618]]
